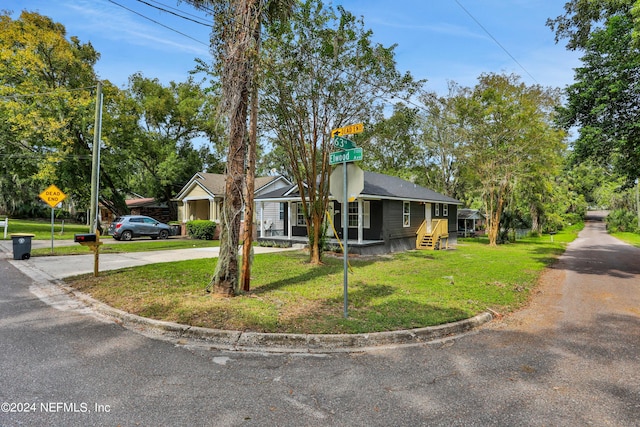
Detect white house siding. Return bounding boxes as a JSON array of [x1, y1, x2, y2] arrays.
[[259, 202, 284, 236]]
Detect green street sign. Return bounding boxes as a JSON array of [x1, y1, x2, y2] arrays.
[[333, 136, 356, 150], [329, 147, 363, 165]]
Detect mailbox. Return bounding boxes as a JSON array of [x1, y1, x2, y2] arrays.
[[74, 233, 97, 243]]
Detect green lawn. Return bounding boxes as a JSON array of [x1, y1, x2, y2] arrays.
[[1, 218, 89, 240], [65, 224, 583, 334], [611, 231, 640, 247]]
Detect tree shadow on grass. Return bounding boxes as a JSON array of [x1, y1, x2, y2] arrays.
[[250, 253, 396, 295]]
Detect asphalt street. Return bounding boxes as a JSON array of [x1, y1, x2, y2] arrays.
[[0, 217, 639, 426]]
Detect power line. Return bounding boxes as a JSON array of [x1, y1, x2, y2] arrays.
[[148, 0, 212, 20], [135, 0, 211, 27], [107, 0, 209, 46], [454, 0, 538, 84]]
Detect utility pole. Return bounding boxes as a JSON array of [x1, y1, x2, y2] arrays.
[[636, 178, 640, 229], [90, 81, 103, 233]]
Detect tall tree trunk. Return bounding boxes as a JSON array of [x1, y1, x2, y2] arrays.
[[486, 183, 507, 247], [241, 22, 261, 292], [309, 210, 323, 264], [530, 202, 541, 234], [208, 0, 258, 296]]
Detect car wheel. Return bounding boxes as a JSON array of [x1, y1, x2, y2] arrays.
[[158, 230, 169, 240], [121, 230, 133, 241]]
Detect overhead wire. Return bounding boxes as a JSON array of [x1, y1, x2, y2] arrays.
[[454, 0, 538, 84], [107, 0, 209, 46], [135, 0, 211, 26]]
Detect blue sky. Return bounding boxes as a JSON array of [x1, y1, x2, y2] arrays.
[[5, 0, 580, 95]]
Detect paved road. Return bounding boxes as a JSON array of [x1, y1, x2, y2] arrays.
[[1, 217, 639, 426]]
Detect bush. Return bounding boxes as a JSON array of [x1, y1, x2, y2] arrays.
[[606, 209, 639, 233], [186, 220, 217, 240]]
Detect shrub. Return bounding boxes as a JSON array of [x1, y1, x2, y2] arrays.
[[606, 209, 639, 233], [186, 220, 217, 240]]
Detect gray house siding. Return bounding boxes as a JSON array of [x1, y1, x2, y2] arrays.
[[332, 200, 384, 241], [255, 171, 461, 254], [379, 200, 418, 253]]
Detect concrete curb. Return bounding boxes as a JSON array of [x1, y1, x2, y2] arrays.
[[63, 284, 493, 353]]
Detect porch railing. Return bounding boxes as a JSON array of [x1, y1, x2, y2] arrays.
[[416, 219, 449, 250]]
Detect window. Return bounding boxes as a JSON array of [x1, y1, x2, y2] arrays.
[[403, 201, 410, 227], [279, 203, 285, 220], [347, 201, 370, 228], [348, 202, 358, 227], [435, 203, 440, 217], [443, 204, 449, 217], [296, 202, 308, 226], [362, 201, 370, 228]]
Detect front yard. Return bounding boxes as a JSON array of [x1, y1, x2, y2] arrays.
[[64, 225, 582, 334]]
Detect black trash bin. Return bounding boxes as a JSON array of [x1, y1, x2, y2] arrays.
[[11, 233, 35, 260]]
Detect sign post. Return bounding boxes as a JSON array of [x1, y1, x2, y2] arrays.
[[39, 184, 67, 254], [329, 124, 364, 318]]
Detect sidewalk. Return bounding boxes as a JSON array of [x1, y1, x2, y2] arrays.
[[0, 239, 294, 280]]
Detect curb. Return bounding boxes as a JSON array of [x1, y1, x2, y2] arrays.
[[64, 284, 493, 353]]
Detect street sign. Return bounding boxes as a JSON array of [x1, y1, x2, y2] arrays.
[[333, 136, 356, 150], [331, 122, 364, 138], [39, 184, 66, 208], [330, 163, 365, 202], [329, 147, 363, 165]]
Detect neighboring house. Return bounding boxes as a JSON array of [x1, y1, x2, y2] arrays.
[[126, 197, 172, 223], [100, 197, 172, 233], [255, 171, 462, 255], [457, 209, 486, 237], [173, 172, 291, 236]]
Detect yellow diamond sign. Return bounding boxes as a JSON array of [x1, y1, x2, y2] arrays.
[[39, 184, 67, 208]]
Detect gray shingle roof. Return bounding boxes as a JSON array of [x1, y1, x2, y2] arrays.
[[256, 171, 461, 205], [361, 171, 460, 204]]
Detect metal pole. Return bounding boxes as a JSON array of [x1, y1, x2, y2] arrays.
[[636, 178, 640, 230], [343, 160, 348, 318], [90, 81, 103, 233], [50, 207, 54, 254]]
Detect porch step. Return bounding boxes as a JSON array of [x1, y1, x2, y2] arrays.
[[418, 235, 438, 250]]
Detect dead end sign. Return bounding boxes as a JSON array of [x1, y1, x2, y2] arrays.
[[39, 184, 67, 208]]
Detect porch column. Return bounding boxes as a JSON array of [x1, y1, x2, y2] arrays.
[[357, 198, 363, 244], [259, 202, 264, 238], [184, 201, 190, 223], [209, 198, 216, 222], [287, 201, 292, 240]]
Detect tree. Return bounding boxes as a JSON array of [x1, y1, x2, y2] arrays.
[[0, 11, 128, 217], [360, 103, 423, 182], [261, 0, 417, 264], [457, 73, 566, 246], [551, 3, 640, 184], [122, 73, 222, 218], [188, 0, 295, 296], [417, 84, 466, 199]]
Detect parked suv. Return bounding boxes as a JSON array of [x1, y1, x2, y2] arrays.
[[108, 215, 171, 241]]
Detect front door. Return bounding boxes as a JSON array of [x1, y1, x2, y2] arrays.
[[425, 203, 432, 233]]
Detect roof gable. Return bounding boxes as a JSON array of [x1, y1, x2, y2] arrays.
[[175, 173, 291, 201]]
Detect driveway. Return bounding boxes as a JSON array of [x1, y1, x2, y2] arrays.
[[1, 216, 638, 426]]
